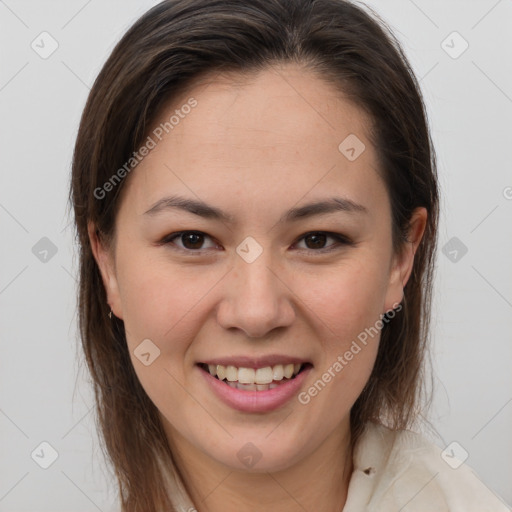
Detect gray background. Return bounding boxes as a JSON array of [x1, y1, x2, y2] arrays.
[[1, 0, 511, 510]]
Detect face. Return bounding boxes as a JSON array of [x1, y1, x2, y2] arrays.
[[91, 63, 425, 473]]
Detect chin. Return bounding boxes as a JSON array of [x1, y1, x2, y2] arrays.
[[216, 444, 302, 474]]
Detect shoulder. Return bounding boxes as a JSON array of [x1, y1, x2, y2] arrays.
[[343, 421, 511, 512]]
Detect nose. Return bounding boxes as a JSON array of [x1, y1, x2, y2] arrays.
[[216, 252, 296, 339]]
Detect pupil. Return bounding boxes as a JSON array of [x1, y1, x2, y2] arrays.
[[306, 233, 326, 249], [183, 232, 203, 249]]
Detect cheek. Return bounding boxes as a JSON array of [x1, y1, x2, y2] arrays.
[[116, 250, 224, 359], [293, 260, 386, 423], [115, 254, 216, 417], [298, 255, 390, 345], [294, 254, 389, 393]]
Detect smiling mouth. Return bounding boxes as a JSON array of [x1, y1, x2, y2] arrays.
[[198, 362, 312, 391]]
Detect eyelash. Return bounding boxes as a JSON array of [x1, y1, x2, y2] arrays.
[[158, 230, 354, 255]]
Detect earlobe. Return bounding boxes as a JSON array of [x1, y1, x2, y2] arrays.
[[384, 207, 428, 311], [87, 222, 123, 319]]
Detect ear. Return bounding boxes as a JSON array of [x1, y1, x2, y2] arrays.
[[88, 221, 123, 319], [383, 207, 428, 312]]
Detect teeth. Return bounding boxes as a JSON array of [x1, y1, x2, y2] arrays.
[[216, 365, 226, 381], [237, 382, 256, 390], [235, 382, 280, 391], [205, 362, 303, 384], [272, 364, 284, 380], [225, 365, 238, 382], [283, 363, 294, 379], [238, 368, 255, 384], [255, 367, 273, 384]]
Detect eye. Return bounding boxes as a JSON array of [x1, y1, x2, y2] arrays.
[[160, 231, 219, 252], [159, 230, 353, 254], [293, 231, 354, 253]]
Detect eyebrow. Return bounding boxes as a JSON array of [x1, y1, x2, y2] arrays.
[[143, 194, 368, 224]]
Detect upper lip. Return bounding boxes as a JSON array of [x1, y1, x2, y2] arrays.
[[199, 354, 311, 368]]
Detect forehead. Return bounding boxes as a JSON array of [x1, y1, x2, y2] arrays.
[[155, 64, 371, 156], [120, 63, 386, 218]]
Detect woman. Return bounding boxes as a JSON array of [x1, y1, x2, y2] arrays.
[[70, 0, 510, 510]]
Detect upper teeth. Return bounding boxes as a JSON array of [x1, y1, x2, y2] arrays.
[[207, 363, 302, 384]]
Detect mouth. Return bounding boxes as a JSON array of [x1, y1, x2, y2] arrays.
[[197, 362, 312, 392]]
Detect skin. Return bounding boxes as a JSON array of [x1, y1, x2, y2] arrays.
[[89, 63, 426, 512]]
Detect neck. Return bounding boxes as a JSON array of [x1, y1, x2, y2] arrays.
[[164, 421, 353, 512]]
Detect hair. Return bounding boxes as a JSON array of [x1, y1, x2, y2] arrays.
[[70, 0, 439, 510]]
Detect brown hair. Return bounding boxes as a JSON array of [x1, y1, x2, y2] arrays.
[[70, 0, 439, 510]]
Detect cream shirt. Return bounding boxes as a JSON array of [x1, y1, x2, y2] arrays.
[[162, 421, 511, 511]]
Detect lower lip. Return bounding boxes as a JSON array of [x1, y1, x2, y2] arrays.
[[198, 365, 312, 413]]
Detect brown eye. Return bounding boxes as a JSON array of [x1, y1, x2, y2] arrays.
[[304, 233, 328, 249], [180, 232, 205, 249], [295, 232, 353, 253], [161, 231, 217, 252]]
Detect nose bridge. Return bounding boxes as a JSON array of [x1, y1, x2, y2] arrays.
[[217, 244, 295, 338]]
